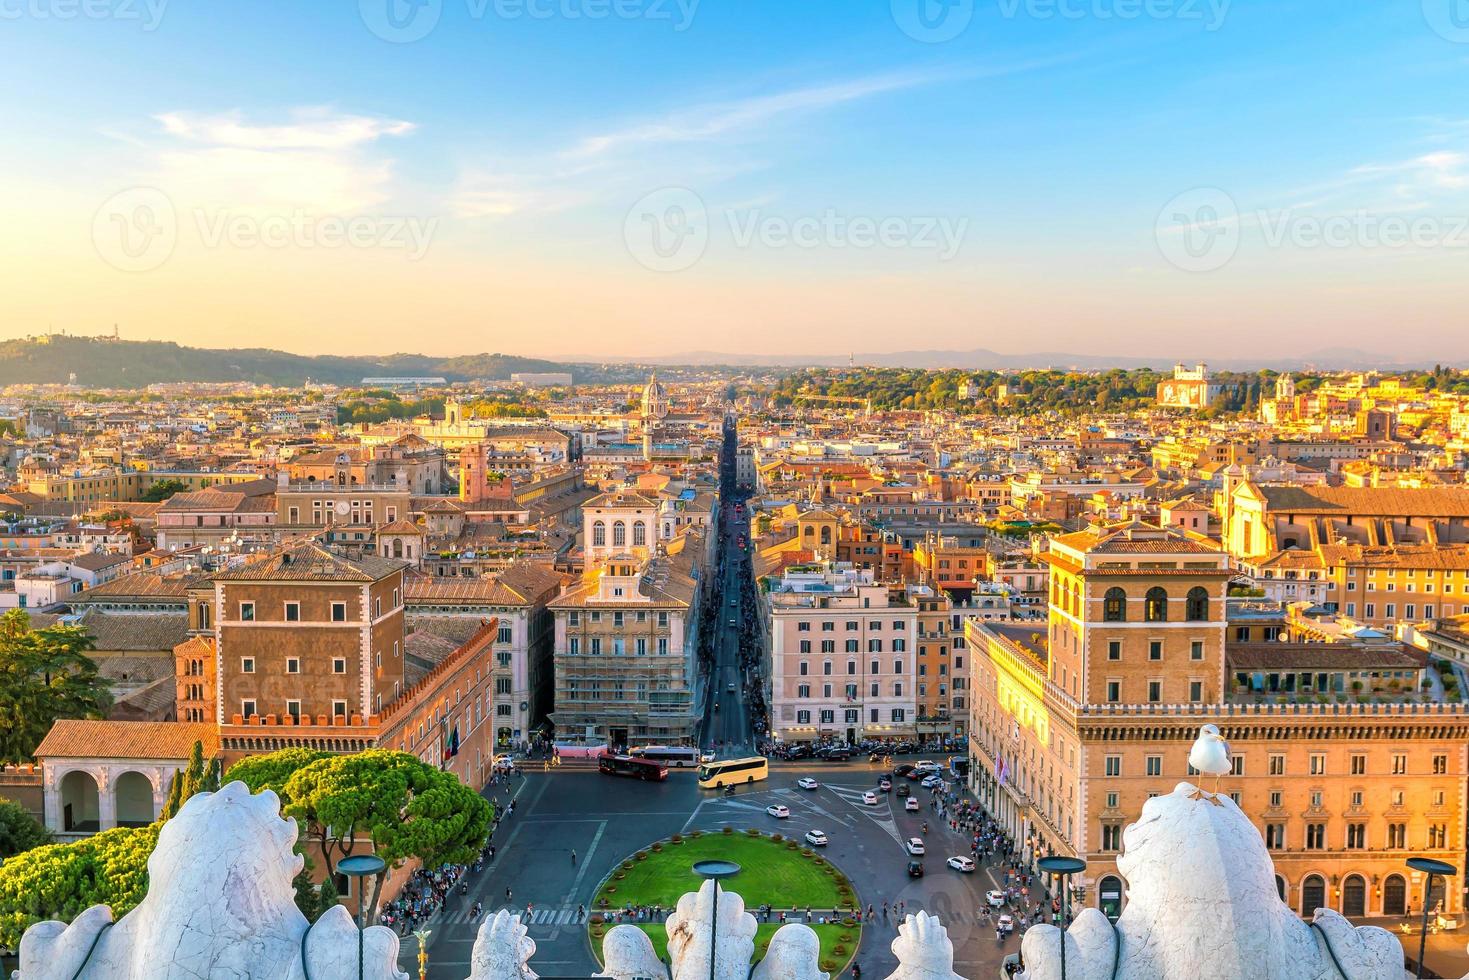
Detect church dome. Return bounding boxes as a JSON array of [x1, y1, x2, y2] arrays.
[[641, 373, 669, 420]]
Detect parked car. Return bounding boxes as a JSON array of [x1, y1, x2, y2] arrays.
[[700, 751, 716, 763], [905, 837, 926, 855], [819, 747, 852, 761], [766, 804, 791, 819], [904, 796, 920, 811], [946, 856, 976, 873], [921, 775, 943, 789], [913, 761, 942, 774], [907, 860, 925, 878], [985, 890, 1006, 908], [892, 763, 917, 778], [797, 777, 820, 790], [862, 791, 879, 806], [805, 830, 829, 847]]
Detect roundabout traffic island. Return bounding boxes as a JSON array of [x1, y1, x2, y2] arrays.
[[590, 828, 862, 974]]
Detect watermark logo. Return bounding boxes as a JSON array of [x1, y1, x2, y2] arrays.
[[727, 209, 968, 260], [92, 189, 438, 271], [1154, 186, 1239, 273], [93, 187, 177, 273], [360, 0, 699, 42], [0, 0, 169, 30], [891, 0, 974, 43], [1423, 0, 1469, 43], [360, 0, 442, 43], [624, 187, 709, 273], [996, 0, 1230, 30]]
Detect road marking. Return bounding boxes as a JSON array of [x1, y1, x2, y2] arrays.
[[549, 819, 605, 941]]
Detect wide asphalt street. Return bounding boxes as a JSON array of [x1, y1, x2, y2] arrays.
[[401, 763, 1017, 979]]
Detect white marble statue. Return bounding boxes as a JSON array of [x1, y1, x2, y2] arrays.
[[1017, 782, 1409, 980], [665, 880, 758, 980], [881, 911, 963, 980], [15, 780, 406, 980], [470, 909, 539, 980]]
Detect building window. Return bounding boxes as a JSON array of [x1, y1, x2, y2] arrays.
[[1148, 640, 1162, 661], [1392, 753, 1406, 774], [1101, 825, 1122, 850], [1102, 587, 1127, 622], [241, 657, 255, 674], [1106, 681, 1120, 702], [331, 602, 347, 622], [1309, 754, 1325, 775], [1144, 587, 1168, 622], [284, 602, 300, 622], [1185, 586, 1209, 621], [242, 699, 257, 719], [1433, 754, 1448, 774], [1305, 824, 1326, 849], [1350, 754, 1365, 775], [239, 601, 255, 621], [1105, 756, 1121, 777], [1188, 680, 1203, 702], [332, 699, 348, 718], [1107, 640, 1121, 661], [286, 700, 301, 722], [1147, 680, 1161, 702], [1265, 824, 1285, 849], [1345, 824, 1366, 849], [1190, 640, 1204, 661], [333, 657, 346, 674], [1269, 754, 1284, 775], [286, 657, 300, 674], [1145, 755, 1161, 776]]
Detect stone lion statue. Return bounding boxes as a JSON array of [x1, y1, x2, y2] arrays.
[[15, 780, 406, 980], [1018, 783, 1409, 980]]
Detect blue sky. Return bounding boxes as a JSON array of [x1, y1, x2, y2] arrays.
[[3, 0, 1469, 360]]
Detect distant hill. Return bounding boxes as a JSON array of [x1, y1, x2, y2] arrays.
[[0, 336, 616, 388]]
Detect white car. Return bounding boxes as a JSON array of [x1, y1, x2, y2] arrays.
[[905, 837, 926, 855], [985, 889, 1006, 908], [766, 804, 791, 819], [920, 775, 943, 789], [998, 913, 1014, 932], [946, 856, 975, 873], [914, 761, 942, 774], [700, 752, 716, 763], [862, 791, 879, 806], [805, 830, 829, 847], [797, 777, 819, 790], [904, 796, 920, 811]]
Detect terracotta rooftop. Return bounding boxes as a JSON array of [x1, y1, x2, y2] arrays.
[[33, 719, 218, 760]]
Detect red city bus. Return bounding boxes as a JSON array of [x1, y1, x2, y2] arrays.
[[598, 754, 668, 781]]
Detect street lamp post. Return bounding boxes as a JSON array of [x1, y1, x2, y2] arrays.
[[339, 854, 388, 980], [1406, 857, 1457, 979], [1037, 856, 1087, 980], [692, 860, 742, 980]]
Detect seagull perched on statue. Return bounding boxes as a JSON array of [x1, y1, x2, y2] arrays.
[[1188, 723, 1231, 805]]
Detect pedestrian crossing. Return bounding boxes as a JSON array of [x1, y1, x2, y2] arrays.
[[433, 905, 589, 927]]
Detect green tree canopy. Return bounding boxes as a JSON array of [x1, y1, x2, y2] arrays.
[[225, 748, 492, 911], [0, 823, 158, 948], [0, 799, 50, 860], [139, 479, 188, 502], [0, 610, 112, 763]]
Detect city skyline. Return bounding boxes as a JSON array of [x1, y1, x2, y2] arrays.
[[4, 2, 1469, 359]]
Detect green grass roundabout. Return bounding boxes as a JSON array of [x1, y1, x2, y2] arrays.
[[589, 828, 863, 974]]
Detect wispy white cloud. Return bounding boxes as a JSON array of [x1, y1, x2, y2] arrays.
[[132, 107, 415, 214], [451, 60, 1064, 220]]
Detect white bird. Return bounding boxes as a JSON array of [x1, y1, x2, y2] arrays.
[[1188, 723, 1231, 805]]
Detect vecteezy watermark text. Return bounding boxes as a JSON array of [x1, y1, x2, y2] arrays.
[[0, 0, 167, 29], [1155, 187, 1469, 272], [359, 0, 698, 43], [890, 0, 1228, 43], [93, 188, 437, 272], [622, 187, 968, 272]]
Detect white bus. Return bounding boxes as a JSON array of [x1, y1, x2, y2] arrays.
[[697, 756, 769, 788], [629, 745, 701, 768]]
